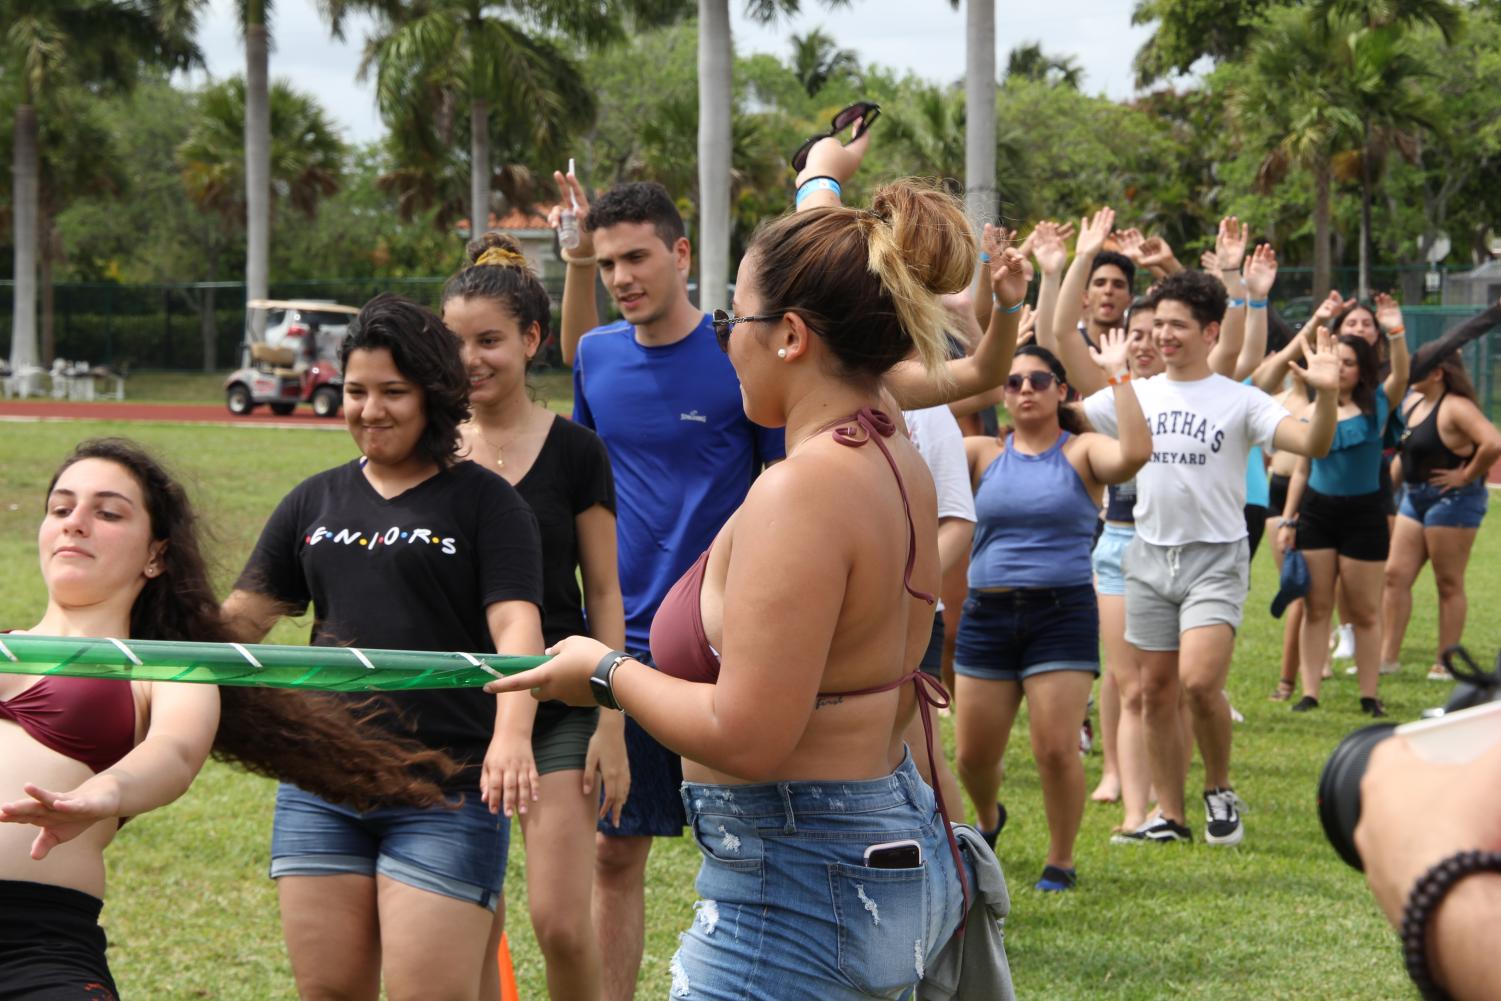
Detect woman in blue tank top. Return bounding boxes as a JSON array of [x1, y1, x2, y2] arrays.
[[956, 341, 1151, 892]]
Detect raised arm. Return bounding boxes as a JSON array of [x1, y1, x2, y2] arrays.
[[1272, 326, 1340, 458], [1137, 233, 1183, 278], [1047, 208, 1114, 396], [1030, 220, 1071, 350], [1253, 317, 1311, 394], [1080, 328, 1152, 484], [553, 171, 599, 367], [972, 223, 1012, 332], [1209, 217, 1250, 377], [1236, 243, 1278, 381], [1374, 292, 1411, 410]]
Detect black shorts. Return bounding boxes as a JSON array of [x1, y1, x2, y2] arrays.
[[1378, 459, 1398, 517], [1244, 504, 1268, 561], [1296, 488, 1390, 561], [0, 880, 119, 1000], [598, 650, 685, 838], [1268, 473, 1291, 520], [918, 609, 945, 679]]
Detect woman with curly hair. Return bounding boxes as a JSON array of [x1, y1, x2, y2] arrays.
[[1, 437, 462, 999]]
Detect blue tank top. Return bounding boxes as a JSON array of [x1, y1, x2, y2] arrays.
[[969, 432, 1100, 589], [1105, 480, 1136, 523], [1309, 386, 1389, 496]]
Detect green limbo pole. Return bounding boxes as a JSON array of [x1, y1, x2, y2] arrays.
[[0, 635, 547, 692]]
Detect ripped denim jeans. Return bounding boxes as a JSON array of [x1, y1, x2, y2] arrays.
[[671, 751, 964, 1001]]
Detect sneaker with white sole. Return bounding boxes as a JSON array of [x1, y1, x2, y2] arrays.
[[1204, 788, 1245, 845], [1112, 815, 1192, 844], [1428, 664, 1454, 681], [1331, 623, 1355, 660]]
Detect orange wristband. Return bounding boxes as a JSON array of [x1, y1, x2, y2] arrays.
[[1108, 371, 1131, 386]]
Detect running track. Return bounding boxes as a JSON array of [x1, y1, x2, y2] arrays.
[[4, 399, 1500, 482]]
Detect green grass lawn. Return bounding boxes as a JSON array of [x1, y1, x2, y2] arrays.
[[3, 417, 1494, 999], [89, 367, 575, 409]]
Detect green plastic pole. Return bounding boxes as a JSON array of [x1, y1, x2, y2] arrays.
[[0, 635, 546, 692]]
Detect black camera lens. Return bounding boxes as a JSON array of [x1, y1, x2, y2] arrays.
[[1317, 722, 1397, 871]]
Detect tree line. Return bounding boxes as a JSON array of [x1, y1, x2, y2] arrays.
[[4, 0, 1499, 371]]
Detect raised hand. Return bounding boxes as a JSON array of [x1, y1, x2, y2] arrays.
[[1089, 327, 1130, 378], [797, 115, 871, 187], [1075, 208, 1116, 259], [1303, 325, 1340, 392], [1216, 215, 1250, 273], [1138, 234, 1179, 273], [1030, 221, 1069, 276], [1016, 303, 1037, 345], [1200, 249, 1221, 272], [548, 169, 595, 258], [1313, 289, 1355, 325], [1114, 227, 1146, 265], [1374, 291, 1404, 332], [990, 246, 1032, 309], [981, 222, 1012, 262], [1245, 243, 1278, 299]]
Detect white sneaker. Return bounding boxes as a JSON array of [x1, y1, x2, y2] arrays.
[[1428, 664, 1454, 681], [1331, 624, 1355, 660], [1204, 788, 1245, 846]]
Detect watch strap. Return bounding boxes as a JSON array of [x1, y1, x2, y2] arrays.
[[591, 650, 629, 711]]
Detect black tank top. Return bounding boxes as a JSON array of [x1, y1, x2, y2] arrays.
[[1401, 392, 1472, 484]]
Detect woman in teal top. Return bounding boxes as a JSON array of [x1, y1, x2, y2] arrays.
[[1278, 327, 1408, 715]]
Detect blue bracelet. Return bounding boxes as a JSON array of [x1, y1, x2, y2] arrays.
[[980, 252, 991, 263], [795, 176, 841, 207], [1249, 298, 1268, 309], [1002, 300, 1024, 314], [1228, 297, 1247, 308]]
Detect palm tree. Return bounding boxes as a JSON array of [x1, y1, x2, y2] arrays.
[[178, 77, 345, 367], [789, 27, 859, 97], [1005, 41, 1084, 89], [363, 2, 617, 239], [966, 0, 996, 297], [2, 0, 195, 373]]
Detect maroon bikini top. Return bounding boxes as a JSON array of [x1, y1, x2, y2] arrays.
[[0, 652, 137, 775], [647, 408, 971, 922]]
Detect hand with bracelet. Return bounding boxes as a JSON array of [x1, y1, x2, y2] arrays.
[[793, 111, 873, 212], [1356, 735, 1501, 1000]]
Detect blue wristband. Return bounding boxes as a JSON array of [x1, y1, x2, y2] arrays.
[[980, 252, 991, 263], [1228, 297, 1247, 308], [1249, 298, 1268, 309], [1002, 300, 1023, 314], [795, 177, 841, 207]]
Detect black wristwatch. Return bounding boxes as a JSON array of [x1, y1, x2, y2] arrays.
[[590, 650, 631, 711]]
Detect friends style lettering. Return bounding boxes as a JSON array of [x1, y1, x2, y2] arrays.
[[306, 525, 459, 555]]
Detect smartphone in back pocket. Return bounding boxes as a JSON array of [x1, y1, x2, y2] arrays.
[[863, 839, 923, 869]]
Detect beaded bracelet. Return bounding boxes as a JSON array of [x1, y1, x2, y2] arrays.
[[1400, 849, 1501, 1000]]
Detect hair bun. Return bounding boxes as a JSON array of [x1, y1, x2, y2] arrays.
[[868, 180, 975, 297], [465, 231, 529, 271]]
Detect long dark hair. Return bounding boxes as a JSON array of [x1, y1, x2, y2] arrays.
[[47, 439, 459, 809], [1008, 345, 1085, 436], [340, 293, 471, 469], [1337, 334, 1381, 417], [1433, 351, 1479, 403]]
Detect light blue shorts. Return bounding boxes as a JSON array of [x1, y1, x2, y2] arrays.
[[1092, 522, 1137, 597], [672, 753, 967, 1000]]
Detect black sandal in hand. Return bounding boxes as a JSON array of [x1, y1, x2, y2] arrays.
[[791, 101, 880, 172]]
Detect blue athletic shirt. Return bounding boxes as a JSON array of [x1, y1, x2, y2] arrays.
[[573, 315, 785, 649], [969, 433, 1099, 589]]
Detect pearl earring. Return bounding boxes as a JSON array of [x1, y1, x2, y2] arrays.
[[777, 348, 788, 359]]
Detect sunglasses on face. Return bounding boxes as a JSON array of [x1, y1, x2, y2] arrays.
[[711, 308, 782, 353], [1004, 371, 1059, 393], [790, 102, 882, 173]]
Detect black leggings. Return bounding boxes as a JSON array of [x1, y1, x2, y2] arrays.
[[0, 881, 118, 1000]]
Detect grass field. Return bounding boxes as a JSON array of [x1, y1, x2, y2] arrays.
[[4, 415, 1496, 1000], [91, 368, 576, 409]]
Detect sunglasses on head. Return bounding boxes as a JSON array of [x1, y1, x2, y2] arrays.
[[1005, 371, 1059, 393], [790, 102, 882, 173], [711, 308, 782, 353]]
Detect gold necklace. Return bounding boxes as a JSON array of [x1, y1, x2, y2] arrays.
[[475, 425, 525, 469]]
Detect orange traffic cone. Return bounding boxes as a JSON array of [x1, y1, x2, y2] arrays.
[[497, 932, 521, 1001]]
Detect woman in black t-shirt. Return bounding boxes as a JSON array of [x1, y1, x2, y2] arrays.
[[443, 233, 626, 1001], [223, 294, 544, 1001]]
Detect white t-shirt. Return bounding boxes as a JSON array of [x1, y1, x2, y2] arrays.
[[905, 406, 976, 614], [1083, 373, 1287, 546]]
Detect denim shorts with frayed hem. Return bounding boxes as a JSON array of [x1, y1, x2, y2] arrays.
[[1399, 480, 1489, 529], [269, 783, 508, 911], [670, 753, 965, 1001], [953, 584, 1100, 682]]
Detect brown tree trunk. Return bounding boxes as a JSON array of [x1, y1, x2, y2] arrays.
[[40, 207, 56, 365], [1313, 163, 1333, 302]]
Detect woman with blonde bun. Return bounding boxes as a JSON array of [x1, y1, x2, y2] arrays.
[[484, 125, 1021, 999]]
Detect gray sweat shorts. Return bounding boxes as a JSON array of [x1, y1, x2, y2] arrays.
[[1122, 536, 1250, 652]]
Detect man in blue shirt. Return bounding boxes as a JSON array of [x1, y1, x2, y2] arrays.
[[564, 180, 783, 1000]]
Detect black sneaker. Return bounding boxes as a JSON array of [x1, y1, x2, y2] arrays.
[[1360, 697, 1387, 718], [978, 802, 1007, 849], [1035, 864, 1077, 892], [1118, 816, 1192, 843], [1290, 695, 1319, 712], [1204, 788, 1245, 846]]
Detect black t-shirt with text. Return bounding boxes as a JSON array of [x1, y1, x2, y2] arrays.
[[236, 459, 542, 788]]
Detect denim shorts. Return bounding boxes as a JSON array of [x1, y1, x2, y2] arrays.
[[671, 752, 965, 1000], [1399, 480, 1489, 529], [599, 650, 687, 838], [953, 584, 1100, 681], [1091, 523, 1136, 597], [917, 610, 945, 679], [269, 784, 509, 911]]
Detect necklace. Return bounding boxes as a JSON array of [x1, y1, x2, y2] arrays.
[[474, 426, 525, 468]]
